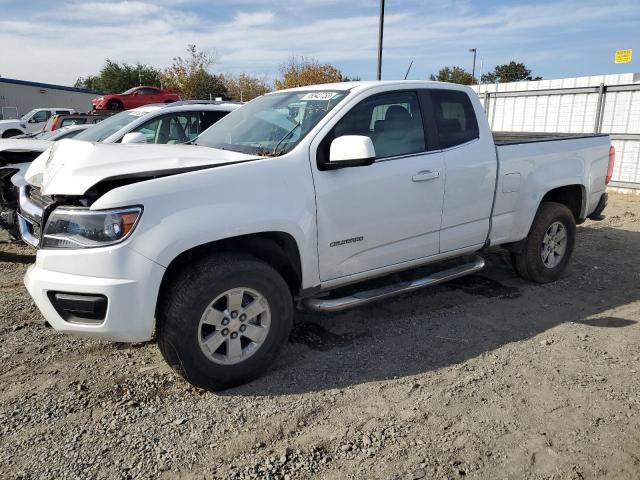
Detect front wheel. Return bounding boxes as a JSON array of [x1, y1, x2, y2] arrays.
[[511, 201, 576, 283], [157, 253, 293, 390], [2, 129, 23, 138]]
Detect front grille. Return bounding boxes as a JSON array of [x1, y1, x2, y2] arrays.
[[18, 186, 49, 247], [27, 187, 54, 210]]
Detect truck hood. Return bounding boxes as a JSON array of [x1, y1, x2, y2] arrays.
[[0, 119, 22, 129], [0, 138, 52, 154], [26, 139, 262, 196], [0, 139, 52, 167]]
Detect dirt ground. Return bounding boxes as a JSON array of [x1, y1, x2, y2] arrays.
[[1, 193, 639, 480]]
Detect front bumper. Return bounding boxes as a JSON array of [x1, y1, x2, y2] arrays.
[[24, 245, 165, 342]]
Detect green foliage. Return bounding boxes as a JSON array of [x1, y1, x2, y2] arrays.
[[74, 60, 161, 93], [221, 73, 271, 102], [481, 61, 542, 83], [429, 66, 474, 85], [274, 56, 343, 89], [160, 45, 227, 100]]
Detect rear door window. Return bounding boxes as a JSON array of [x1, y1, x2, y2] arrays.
[[200, 110, 230, 133], [131, 112, 199, 144], [430, 89, 479, 149]]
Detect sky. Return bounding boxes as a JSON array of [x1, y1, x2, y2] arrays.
[[0, 0, 639, 87]]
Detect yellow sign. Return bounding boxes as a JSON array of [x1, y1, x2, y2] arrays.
[[614, 49, 632, 64]]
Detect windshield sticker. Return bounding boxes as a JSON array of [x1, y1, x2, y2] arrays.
[[300, 92, 340, 101]]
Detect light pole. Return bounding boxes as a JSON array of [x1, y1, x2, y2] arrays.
[[377, 0, 385, 80], [469, 48, 477, 82]]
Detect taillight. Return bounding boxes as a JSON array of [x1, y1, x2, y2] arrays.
[[606, 145, 615, 185]]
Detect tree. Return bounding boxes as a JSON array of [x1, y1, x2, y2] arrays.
[[429, 66, 474, 85], [274, 56, 343, 89], [221, 73, 271, 102], [161, 45, 227, 100], [74, 60, 161, 93], [481, 61, 542, 83]]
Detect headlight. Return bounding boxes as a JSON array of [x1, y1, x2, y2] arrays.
[[42, 207, 142, 249]]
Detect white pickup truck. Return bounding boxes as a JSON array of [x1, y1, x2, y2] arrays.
[[19, 81, 613, 390], [0, 108, 75, 138]]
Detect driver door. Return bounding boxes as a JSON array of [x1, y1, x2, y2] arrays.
[[310, 90, 446, 281], [28, 110, 51, 133]]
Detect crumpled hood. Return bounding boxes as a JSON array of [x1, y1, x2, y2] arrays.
[[27, 139, 261, 196]]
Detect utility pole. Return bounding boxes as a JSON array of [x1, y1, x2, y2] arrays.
[[138, 69, 142, 86], [377, 0, 385, 80], [469, 48, 477, 82]]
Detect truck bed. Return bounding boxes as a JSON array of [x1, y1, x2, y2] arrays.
[[493, 131, 607, 145]]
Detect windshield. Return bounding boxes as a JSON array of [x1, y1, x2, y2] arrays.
[[195, 90, 348, 155], [20, 109, 37, 121], [73, 110, 148, 142], [122, 87, 137, 95]]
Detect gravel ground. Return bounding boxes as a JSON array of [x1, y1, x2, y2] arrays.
[[1, 192, 639, 480]]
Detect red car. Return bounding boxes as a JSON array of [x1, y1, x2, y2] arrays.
[[92, 86, 181, 111]]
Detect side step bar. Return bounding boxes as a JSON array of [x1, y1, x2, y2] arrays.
[[303, 256, 485, 312]]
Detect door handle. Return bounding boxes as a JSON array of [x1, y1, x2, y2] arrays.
[[412, 170, 440, 182]]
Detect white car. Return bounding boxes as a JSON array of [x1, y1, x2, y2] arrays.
[[0, 125, 90, 236], [19, 81, 612, 390], [0, 108, 75, 138]]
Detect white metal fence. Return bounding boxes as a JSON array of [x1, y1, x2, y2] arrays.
[[472, 73, 640, 190]]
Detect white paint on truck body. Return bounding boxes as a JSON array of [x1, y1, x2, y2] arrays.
[[20, 81, 611, 342]]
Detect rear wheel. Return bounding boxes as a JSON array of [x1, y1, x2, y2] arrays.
[[511, 201, 576, 283], [157, 253, 293, 390], [107, 99, 123, 110]]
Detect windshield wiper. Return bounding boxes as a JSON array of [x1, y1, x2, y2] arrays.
[[271, 121, 301, 156]]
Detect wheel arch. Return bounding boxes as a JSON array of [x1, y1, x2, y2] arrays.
[[1, 129, 25, 138], [155, 231, 303, 317], [503, 184, 584, 253], [540, 184, 586, 222]]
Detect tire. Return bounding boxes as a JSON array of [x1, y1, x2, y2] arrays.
[[511, 201, 576, 283], [157, 253, 293, 390], [107, 99, 123, 111], [2, 129, 23, 138]]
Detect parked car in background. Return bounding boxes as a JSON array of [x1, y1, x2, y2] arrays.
[[0, 108, 75, 138], [17, 81, 613, 390], [92, 86, 181, 111], [2, 102, 238, 238], [43, 113, 110, 132], [59, 102, 240, 145], [0, 124, 90, 237]]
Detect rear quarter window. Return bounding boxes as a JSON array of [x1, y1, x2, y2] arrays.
[[430, 89, 479, 149]]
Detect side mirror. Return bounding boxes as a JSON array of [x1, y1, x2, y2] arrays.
[[28, 118, 38, 123], [121, 132, 148, 144], [329, 135, 376, 168]]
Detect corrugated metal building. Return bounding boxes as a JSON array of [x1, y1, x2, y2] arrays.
[[472, 73, 640, 191], [0, 77, 102, 119]]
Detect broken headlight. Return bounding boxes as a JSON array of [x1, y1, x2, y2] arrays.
[[42, 207, 142, 249]]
